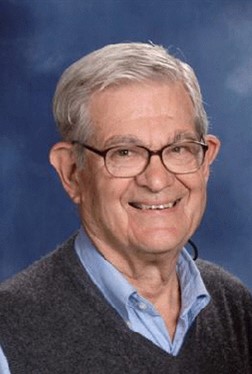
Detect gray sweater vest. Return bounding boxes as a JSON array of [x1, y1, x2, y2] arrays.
[[0, 235, 252, 373]]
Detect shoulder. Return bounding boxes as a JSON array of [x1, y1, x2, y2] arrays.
[[196, 258, 252, 308], [0, 234, 78, 304], [0, 233, 98, 339], [195, 260, 252, 372], [196, 258, 248, 287]]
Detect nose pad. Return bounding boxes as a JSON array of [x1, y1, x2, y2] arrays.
[[135, 154, 175, 192]]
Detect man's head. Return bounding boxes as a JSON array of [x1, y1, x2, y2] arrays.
[[50, 42, 220, 266]]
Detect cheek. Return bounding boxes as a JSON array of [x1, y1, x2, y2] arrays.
[[190, 179, 207, 222], [79, 169, 131, 216], [77, 168, 100, 214], [182, 174, 207, 214], [99, 180, 132, 215]]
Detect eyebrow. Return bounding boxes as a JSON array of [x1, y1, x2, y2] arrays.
[[173, 131, 200, 142], [103, 131, 200, 148], [104, 135, 143, 147]]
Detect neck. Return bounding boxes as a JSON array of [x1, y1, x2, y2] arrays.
[[123, 262, 181, 341], [99, 246, 182, 340]]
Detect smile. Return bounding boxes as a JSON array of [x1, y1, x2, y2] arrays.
[[129, 199, 180, 210]]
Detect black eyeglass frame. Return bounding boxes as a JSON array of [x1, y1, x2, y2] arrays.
[[72, 139, 209, 177]]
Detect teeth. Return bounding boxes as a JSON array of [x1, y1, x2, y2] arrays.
[[131, 201, 177, 210]]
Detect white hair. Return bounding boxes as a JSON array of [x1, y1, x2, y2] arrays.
[[53, 42, 208, 146]]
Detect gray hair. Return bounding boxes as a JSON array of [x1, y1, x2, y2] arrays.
[[53, 42, 208, 146]]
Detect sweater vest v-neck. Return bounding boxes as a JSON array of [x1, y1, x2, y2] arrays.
[[0, 235, 252, 373]]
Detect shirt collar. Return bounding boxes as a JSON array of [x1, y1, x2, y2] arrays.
[[176, 248, 210, 317], [75, 227, 210, 321], [75, 227, 134, 321]]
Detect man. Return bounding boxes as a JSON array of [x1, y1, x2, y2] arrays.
[[0, 42, 251, 373]]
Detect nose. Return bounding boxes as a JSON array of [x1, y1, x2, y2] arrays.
[[135, 154, 175, 192]]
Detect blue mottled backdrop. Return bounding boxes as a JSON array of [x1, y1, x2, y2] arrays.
[[1, 0, 252, 288]]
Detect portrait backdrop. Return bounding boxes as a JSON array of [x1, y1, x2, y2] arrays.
[[1, 0, 252, 289]]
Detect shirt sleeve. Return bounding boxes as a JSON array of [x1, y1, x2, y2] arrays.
[[0, 346, 11, 374]]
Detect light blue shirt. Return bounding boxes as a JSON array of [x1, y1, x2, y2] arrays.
[[75, 227, 210, 355], [0, 345, 10, 374], [0, 228, 210, 372]]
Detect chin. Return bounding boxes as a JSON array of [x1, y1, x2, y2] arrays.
[[132, 231, 186, 255]]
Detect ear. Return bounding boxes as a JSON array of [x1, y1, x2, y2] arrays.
[[49, 142, 81, 204], [202, 134, 221, 181]]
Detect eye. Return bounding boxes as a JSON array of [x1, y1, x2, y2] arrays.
[[172, 146, 181, 153], [169, 142, 201, 157], [112, 148, 135, 158], [167, 143, 199, 159], [171, 145, 186, 154], [117, 149, 131, 157], [109, 147, 136, 161], [109, 146, 145, 163]]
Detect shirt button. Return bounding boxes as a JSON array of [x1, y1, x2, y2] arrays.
[[138, 302, 147, 310], [126, 321, 132, 329]]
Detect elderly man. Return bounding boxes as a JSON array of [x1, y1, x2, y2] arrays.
[[0, 42, 251, 373]]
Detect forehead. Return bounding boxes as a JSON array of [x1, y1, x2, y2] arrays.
[[88, 81, 196, 146]]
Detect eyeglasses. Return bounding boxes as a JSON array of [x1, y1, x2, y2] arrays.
[[72, 140, 208, 178]]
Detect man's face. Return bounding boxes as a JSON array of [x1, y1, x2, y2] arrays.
[[75, 81, 219, 261]]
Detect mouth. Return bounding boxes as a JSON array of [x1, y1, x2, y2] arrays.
[[129, 199, 180, 211]]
